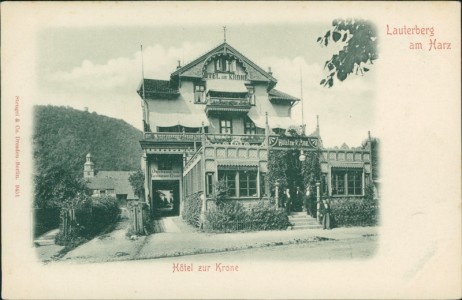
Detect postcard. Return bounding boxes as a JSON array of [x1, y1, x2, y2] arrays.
[[1, 1, 460, 299]]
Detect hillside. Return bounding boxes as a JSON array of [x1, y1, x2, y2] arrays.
[[33, 105, 143, 207]]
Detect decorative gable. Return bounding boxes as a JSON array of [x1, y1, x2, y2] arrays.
[[171, 42, 277, 88]]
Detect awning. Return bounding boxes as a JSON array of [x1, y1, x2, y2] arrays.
[[149, 112, 209, 128], [206, 79, 248, 94], [217, 160, 259, 167], [217, 160, 259, 170], [330, 161, 364, 169], [247, 110, 298, 129]]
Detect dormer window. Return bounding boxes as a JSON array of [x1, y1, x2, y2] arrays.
[[215, 57, 236, 73]]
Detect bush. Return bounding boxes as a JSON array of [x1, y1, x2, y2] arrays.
[[183, 192, 202, 228], [364, 183, 375, 201], [204, 201, 247, 232], [56, 195, 120, 246], [330, 197, 379, 227], [204, 200, 290, 232], [249, 201, 291, 230]]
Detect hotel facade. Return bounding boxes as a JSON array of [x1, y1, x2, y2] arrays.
[[137, 42, 373, 216]]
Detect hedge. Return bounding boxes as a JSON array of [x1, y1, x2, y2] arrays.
[[329, 197, 379, 227], [56, 195, 120, 246], [204, 200, 290, 232], [183, 192, 202, 228]]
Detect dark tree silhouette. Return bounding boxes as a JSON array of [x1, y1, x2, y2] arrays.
[[318, 19, 378, 88]]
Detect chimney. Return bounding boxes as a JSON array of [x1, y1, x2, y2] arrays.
[[268, 67, 273, 76], [177, 60, 182, 70]]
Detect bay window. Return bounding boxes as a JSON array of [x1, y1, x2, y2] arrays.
[[331, 168, 363, 196], [218, 168, 259, 198]]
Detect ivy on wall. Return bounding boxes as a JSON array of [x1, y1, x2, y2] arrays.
[[267, 148, 322, 196]]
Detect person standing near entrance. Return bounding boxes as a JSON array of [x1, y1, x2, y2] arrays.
[[321, 195, 332, 230], [303, 187, 310, 215], [284, 188, 291, 214], [294, 186, 303, 212]]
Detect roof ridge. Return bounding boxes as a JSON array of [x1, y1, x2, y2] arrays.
[[171, 42, 225, 76]]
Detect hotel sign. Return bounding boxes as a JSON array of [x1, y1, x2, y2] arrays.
[[205, 73, 247, 81], [151, 170, 182, 180], [268, 136, 319, 149]]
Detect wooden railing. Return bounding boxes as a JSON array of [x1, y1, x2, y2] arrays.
[[143, 132, 202, 142], [206, 134, 266, 145], [143, 132, 267, 145], [206, 97, 250, 107]]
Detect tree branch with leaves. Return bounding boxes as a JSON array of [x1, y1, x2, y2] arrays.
[[318, 19, 378, 88]]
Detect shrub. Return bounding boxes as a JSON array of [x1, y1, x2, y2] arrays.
[[56, 195, 120, 246], [330, 197, 379, 227], [248, 201, 291, 230], [204, 201, 247, 232], [364, 183, 375, 201], [183, 192, 202, 228], [204, 200, 290, 232]]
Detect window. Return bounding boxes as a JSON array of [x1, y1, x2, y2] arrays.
[[218, 171, 236, 197], [248, 87, 255, 105], [347, 171, 363, 195], [331, 169, 363, 196], [215, 57, 236, 73], [239, 171, 257, 197], [230, 60, 236, 72], [244, 118, 256, 135], [220, 117, 233, 134], [332, 170, 346, 195], [206, 173, 214, 196], [195, 84, 205, 103], [218, 169, 259, 198]]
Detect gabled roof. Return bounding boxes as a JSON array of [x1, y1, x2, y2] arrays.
[[171, 42, 277, 88], [137, 79, 180, 99], [86, 171, 138, 200], [269, 89, 300, 102]]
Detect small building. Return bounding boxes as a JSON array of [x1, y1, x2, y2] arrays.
[[83, 153, 139, 203]]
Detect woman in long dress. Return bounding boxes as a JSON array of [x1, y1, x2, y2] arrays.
[[321, 198, 332, 230]]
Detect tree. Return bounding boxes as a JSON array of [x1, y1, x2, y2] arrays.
[[370, 138, 380, 181], [318, 19, 378, 88], [301, 150, 321, 192], [34, 166, 89, 209], [128, 169, 145, 201], [33, 105, 143, 209]]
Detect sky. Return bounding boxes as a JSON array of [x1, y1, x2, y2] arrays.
[[36, 23, 377, 147]]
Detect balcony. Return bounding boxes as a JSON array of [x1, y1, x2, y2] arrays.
[[206, 133, 266, 145], [140, 132, 267, 151], [143, 132, 202, 142], [205, 96, 251, 115]]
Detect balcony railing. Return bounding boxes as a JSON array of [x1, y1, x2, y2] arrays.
[[206, 134, 266, 145], [143, 132, 267, 145], [206, 97, 250, 107], [143, 132, 202, 142]]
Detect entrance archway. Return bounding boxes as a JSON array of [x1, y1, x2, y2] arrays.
[[152, 180, 180, 216]]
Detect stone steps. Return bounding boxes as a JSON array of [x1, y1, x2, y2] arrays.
[[289, 213, 322, 230]]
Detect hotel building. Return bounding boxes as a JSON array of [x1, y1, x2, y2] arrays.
[[137, 41, 373, 216]]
